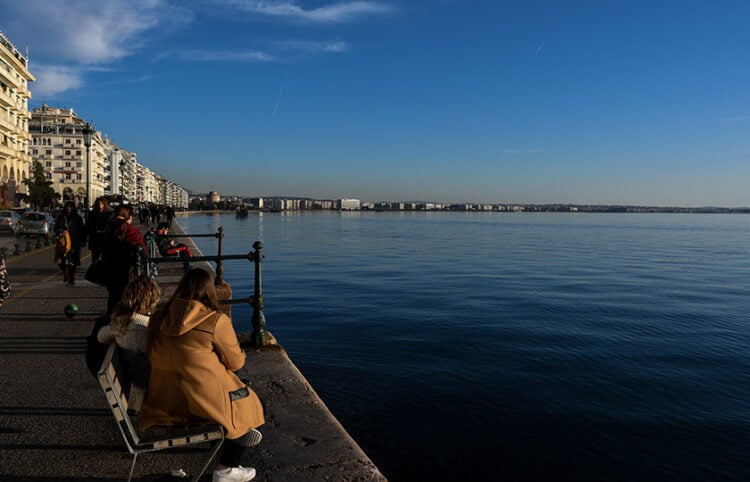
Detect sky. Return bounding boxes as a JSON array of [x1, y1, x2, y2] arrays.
[[1, 0, 749, 206]]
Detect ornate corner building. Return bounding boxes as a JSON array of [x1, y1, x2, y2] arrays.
[[28, 104, 107, 205], [0, 31, 34, 205]]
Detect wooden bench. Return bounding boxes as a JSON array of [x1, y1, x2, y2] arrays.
[[97, 342, 225, 481]]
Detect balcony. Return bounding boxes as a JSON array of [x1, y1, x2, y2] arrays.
[[0, 114, 16, 131], [53, 167, 81, 175], [0, 141, 14, 157], [0, 88, 15, 108]]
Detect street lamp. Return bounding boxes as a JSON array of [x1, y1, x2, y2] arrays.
[[119, 159, 126, 199], [82, 122, 94, 211]]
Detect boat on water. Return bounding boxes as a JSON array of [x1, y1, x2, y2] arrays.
[[235, 204, 249, 218]]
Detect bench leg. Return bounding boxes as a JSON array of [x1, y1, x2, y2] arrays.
[[192, 439, 225, 482], [128, 453, 139, 482]]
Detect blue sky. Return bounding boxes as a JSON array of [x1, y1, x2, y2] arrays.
[[1, 0, 749, 206]]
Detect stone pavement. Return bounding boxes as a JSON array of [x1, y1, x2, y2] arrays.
[[0, 223, 386, 481]]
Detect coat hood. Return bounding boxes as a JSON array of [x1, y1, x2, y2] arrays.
[[159, 298, 216, 337]]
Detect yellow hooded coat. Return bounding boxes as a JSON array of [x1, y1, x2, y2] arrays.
[[138, 299, 264, 439]]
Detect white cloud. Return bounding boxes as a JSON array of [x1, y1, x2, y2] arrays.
[[31, 65, 84, 98], [722, 115, 750, 123], [0, 0, 192, 97], [275, 40, 351, 53], [1, 0, 191, 64], [221, 0, 392, 23], [178, 50, 276, 62], [171, 40, 349, 63]]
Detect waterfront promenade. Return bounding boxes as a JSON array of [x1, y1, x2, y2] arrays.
[[0, 222, 386, 481]]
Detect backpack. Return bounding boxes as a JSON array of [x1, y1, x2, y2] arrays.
[[56, 231, 72, 257]]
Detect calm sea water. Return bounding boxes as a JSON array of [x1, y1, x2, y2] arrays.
[[178, 212, 750, 481]]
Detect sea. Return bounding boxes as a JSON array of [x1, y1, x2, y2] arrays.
[[177, 211, 750, 482]]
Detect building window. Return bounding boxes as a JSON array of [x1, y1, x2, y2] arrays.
[[76, 174, 82, 180], [76, 139, 81, 145], [65, 162, 71, 167], [76, 150, 81, 156], [45, 161, 51, 167], [45, 149, 51, 155], [65, 150, 71, 156], [65, 174, 71, 179], [76, 162, 81, 168]]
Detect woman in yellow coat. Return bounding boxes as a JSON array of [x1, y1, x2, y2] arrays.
[[139, 268, 264, 482]]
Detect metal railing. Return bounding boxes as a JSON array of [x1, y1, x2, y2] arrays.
[[140, 227, 269, 347]]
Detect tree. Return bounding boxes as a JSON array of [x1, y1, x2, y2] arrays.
[[18, 161, 59, 211]]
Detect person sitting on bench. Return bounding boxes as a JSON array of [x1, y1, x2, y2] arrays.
[[139, 268, 264, 482], [155, 222, 193, 271]]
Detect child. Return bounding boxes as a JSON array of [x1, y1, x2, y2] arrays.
[[97, 275, 162, 412], [155, 222, 193, 271]]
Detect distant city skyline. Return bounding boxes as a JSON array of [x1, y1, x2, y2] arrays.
[[2, 1, 749, 207]]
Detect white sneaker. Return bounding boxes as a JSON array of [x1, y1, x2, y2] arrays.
[[212, 465, 256, 481]]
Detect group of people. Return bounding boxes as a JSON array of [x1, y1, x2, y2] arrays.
[[53, 198, 192, 294], [138, 203, 175, 228], [54, 198, 261, 481], [97, 269, 264, 481]]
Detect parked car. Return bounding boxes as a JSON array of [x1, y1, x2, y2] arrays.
[[17, 211, 54, 240], [0, 210, 20, 235]]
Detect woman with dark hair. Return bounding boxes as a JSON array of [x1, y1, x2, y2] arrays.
[[86, 196, 113, 263], [101, 205, 147, 313], [54, 200, 85, 284], [140, 268, 264, 482]]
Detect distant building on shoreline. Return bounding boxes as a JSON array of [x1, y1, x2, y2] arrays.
[[339, 198, 360, 210]]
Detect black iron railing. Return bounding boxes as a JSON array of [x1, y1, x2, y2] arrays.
[[140, 228, 269, 347]]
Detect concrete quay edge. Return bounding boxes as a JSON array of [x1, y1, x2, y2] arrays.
[[0, 221, 387, 482]]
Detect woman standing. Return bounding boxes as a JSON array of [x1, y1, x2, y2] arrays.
[[86, 197, 113, 263], [139, 269, 264, 482], [54, 201, 85, 284], [101, 205, 147, 313]]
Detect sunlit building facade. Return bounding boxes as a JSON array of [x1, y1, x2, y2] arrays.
[[29, 104, 107, 207], [0, 31, 34, 206]]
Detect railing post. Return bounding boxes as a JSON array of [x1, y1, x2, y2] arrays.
[[143, 231, 158, 278], [215, 227, 224, 284], [249, 241, 267, 347]]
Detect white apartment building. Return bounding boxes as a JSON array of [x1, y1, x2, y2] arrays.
[[0, 31, 34, 205], [29, 105, 107, 207], [339, 198, 361, 210]]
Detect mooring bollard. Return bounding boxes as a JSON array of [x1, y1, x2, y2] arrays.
[[249, 241, 268, 347]]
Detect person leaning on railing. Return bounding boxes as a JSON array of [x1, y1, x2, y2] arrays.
[[139, 268, 264, 482]]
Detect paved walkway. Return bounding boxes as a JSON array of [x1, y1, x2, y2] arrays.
[[0, 223, 386, 481]]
